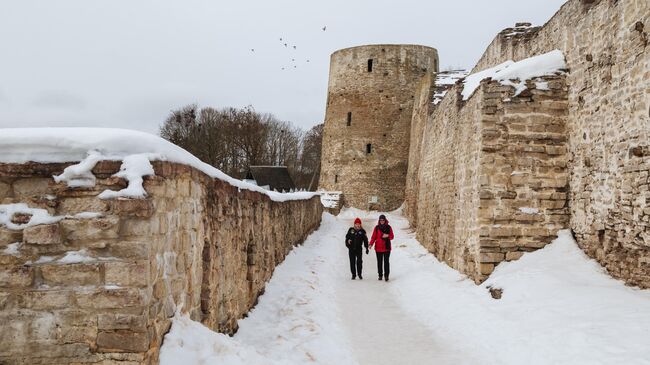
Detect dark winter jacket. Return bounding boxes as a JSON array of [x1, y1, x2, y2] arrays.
[[345, 227, 369, 252], [370, 219, 394, 253]]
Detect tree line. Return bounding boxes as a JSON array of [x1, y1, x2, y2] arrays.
[[159, 105, 322, 190]]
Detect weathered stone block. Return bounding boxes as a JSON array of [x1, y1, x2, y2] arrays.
[[0, 181, 10, 199], [60, 216, 119, 243], [104, 240, 150, 260], [0, 228, 22, 246], [109, 199, 154, 218], [479, 263, 495, 275], [120, 219, 153, 237], [41, 263, 101, 286], [505, 251, 525, 261], [519, 240, 548, 249], [480, 252, 505, 263], [23, 223, 62, 245], [541, 199, 566, 209], [58, 325, 97, 344], [489, 227, 522, 237], [57, 196, 108, 215], [104, 261, 148, 287], [0, 267, 33, 287], [0, 292, 12, 310], [19, 289, 71, 309], [98, 313, 147, 331], [97, 330, 149, 353], [12, 178, 51, 198], [75, 288, 145, 309]]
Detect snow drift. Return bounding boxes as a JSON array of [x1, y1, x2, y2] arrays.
[[160, 209, 650, 365], [461, 49, 566, 100], [0, 128, 319, 202]]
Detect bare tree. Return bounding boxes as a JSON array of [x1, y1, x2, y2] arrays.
[[159, 105, 322, 190]]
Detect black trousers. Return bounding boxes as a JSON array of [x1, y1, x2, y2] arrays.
[[348, 249, 363, 277], [376, 251, 390, 278]]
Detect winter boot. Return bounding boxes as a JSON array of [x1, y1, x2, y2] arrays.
[[351, 275, 356, 280]]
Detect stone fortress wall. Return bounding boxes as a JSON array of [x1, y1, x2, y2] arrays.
[[405, 0, 650, 285], [409, 75, 571, 282], [319, 44, 438, 211], [0, 161, 322, 364]]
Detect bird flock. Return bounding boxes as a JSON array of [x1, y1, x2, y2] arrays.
[[250, 25, 327, 71]]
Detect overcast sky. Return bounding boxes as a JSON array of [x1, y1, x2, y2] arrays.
[[0, 1, 566, 134]]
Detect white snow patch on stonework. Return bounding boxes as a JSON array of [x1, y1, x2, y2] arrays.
[[25, 256, 56, 265], [437, 70, 469, 85], [0, 203, 64, 230], [462, 50, 566, 100], [0, 203, 107, 231], [433, 70, 469, 105], [519, 207, 539, 214], [98, 154, 155, 199], [53, 150, 103, 188], [0, 128, 319, 202], [535, 81, 550, 90], [72, 212, 103, 219], [57, 249, 114, 264], [3, 242, 22, 256]]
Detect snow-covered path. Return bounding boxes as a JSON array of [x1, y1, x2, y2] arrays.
[[161, 209, 650, 365], [338, 265, 467, 365], [337, 217, 472, 365]]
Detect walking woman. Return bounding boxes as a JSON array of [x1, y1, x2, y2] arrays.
[[369, 214, 394, 281], [345, 218, 368, 280]]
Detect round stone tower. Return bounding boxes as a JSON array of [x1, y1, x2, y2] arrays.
[[318, 44, 438, 211]]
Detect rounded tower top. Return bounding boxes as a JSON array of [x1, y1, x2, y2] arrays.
[[331, 44, 438, 59], [329, 44, 439, 75], [319, 43, 439, 210]]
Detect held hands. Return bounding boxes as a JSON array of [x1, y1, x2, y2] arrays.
[[365, 248, 369, 254]]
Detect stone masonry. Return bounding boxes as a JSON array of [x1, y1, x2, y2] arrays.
[[404, 0, 649, 286], [318, 0, 648, 287], [409, 74, 570, 282], [0, 161, 322, 364], [470, 0, 650, 288], [319, 44, 438, 211]]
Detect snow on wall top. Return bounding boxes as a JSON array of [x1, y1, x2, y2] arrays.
[[0, 128, 319, 202], [433, 70, 469, 105], [461, 49, 566, 101]]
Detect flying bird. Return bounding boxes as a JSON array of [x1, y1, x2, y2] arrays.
[[322, 26, 327, 31], [251, 48, 254, 52], [292, 58, 295, 61], [293, 45, 297, 49], [280, 37, 283, 41], [284, 43, 288, 47], [306, 59, 310, 62]]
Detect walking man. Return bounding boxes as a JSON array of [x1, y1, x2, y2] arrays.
[[369, 214, 394, 281], [345, 217, 368, 280]]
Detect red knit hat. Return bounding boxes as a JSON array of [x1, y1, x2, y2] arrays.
[[354, 218, 362, 225]]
